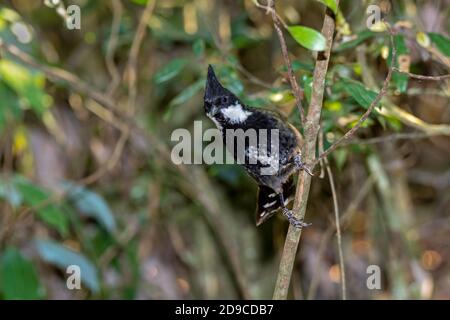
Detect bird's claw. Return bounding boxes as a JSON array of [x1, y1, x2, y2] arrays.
[[282, 207, 311, 229]]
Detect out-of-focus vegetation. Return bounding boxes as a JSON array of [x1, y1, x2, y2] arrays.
[[0, 0, 449, 299]]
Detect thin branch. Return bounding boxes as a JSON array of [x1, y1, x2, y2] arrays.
[[125, 0, 156, 115], [319, 130, 346, 300], [346, 131, 443, 145], [85, 0, 156, 184], [313, 24, 396, 168], [307, 176, 374, 299], [272, 3, 339, 300], [392, 67, 450, 80], [105, 0, 123, 96], [262, 0, 305, 124]]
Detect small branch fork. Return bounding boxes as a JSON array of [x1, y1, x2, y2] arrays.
[[258, 0, 305, 124]]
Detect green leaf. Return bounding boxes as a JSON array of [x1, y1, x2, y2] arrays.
[[170, 79, 204, 106], [333, 148, 348, 171], [428, 32, 450, 57], [63, 182, 116, 234], [288, 26, 326, 51], [36, 239, 100, 293], [390, 35, 409, 93], [153, 58, 187, 84], [0, 60, 50, 114], [341, 77, 378, 109], [0, 247, 45, 299], [13, 176, 69, 236], [301, 75, 313, 103], [334, 30, 374, 52], [0, 82, 22, 132], [279, 60, 314, 72], [317, 0, 338, 14], [192, 39, 205, 58], [164, 79, 204, 120]]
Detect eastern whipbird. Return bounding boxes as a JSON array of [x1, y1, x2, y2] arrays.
[[204, 65, 313, 228]]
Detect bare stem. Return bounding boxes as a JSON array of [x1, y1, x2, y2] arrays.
[[272, 4, 339, 300], [320, 130, 346, 299], [265, 0, 305, 124]]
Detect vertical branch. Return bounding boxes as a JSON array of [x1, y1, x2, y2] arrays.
[[105, 0, 123, 97], [273, 4, 338, 299], [266, 0, 305, 124], [319, 130, 346, 299]]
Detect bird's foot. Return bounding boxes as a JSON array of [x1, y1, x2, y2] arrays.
[[282, 207, 311, 229]]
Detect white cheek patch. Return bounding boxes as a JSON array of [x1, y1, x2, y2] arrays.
[[221, 103, 252, 124]]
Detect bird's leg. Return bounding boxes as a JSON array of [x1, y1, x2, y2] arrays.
[[278, 192, 311, 229], [293, 154, 314, 176]]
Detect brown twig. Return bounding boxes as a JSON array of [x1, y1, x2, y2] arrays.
[[272, 3, 339, 300], [105, 0, 123, 97], [84, 0, 156, 185], [313, 24, 396, 168], [392, 67, 450, 80], [346, 131, 443, 145], [264, 0, 305, 124], [319, 130, 346, 300], [307, 176, 374, 299], [125, 0, 156, 115]]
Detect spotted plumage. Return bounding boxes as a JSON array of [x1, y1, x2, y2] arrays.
[[204, 65, 311, 228]]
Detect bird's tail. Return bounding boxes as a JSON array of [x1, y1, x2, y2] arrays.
[[255, 176, 295, 226]]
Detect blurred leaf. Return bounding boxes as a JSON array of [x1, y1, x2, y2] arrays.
[[369, 20, 387, 32], [0, 247, 45, 299], [334, 30, 374, 52], [0, 178, 22, 208], [63, 182, 116, 234], [164, 79, 204, 120], [192, 39, 205, 58], [384, 114, 402, 131], [301, 75, 313, 103], [13, 176, 69, 236], [279, 60, 314, 73], [416, 32, 430, 48], [0, 60, 50, 114], [153, 58, 187, 84], [333, 148, 348, 170], [288, 26, 326, 51], [389, 35, 409, 93], [131, 0, 149, 5], [219, 65, 244, 96], [316, 0, 338, 14], [0, 82, 22, 132], [170, 79, 204, 107], [428, 32, 450, 57], [149, 15, 195, 42], [341, 77, 377, 109], [36, 239, 100, 293], [0, 7, 21, 23]]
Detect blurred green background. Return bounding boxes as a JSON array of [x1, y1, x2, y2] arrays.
[[0, 0, 449, 299]]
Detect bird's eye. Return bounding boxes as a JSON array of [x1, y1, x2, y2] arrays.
[[221, 96, 229, 104]]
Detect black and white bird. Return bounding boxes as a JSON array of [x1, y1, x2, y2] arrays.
[[204, 65, 312, 228]]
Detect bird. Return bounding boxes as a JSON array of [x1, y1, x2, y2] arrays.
[[203, 65, 312, 228]]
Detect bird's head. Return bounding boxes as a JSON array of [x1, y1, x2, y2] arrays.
[[204, 65, 239, 118]]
